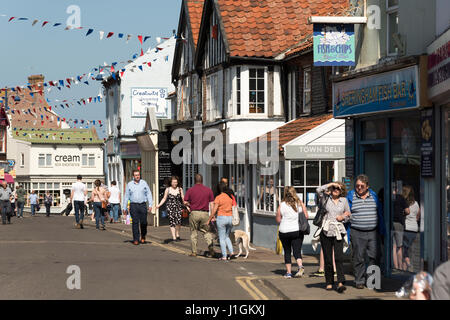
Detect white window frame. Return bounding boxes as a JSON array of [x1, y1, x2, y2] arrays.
[[206, 73, 220, 121], [20, 153, 25, 167], [233, 66, 268, 118], [386, 0, 399, 56], [254, 162, 282, 216], [0, 129, 6, 153], [88, 154, 95, 167], [303, 66, 312, 114], [82, 154, 88, 167]]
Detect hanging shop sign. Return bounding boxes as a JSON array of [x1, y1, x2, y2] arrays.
[[284, 144, 344, 159], [420, 109, 434, 177], [313, 23, 355, 66], [333, 65, 419, 118], [427, 28, 450, 102], [131, 88, 169, 118]]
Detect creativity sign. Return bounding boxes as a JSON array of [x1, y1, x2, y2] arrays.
[[313, 23, 355, 66], [131, 88, 169, 118]]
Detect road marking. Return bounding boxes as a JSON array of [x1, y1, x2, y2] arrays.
[[235, 276, 269, 300]]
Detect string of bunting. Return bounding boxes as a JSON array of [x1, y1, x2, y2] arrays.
[[0, 13, 175, 44]]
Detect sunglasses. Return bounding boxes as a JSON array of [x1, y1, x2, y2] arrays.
[[331, 186, 341, 191]]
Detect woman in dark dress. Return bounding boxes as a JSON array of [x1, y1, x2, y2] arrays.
[[156, 176, 185, 242]]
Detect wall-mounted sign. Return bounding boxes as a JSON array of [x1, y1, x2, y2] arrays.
[[7, 160, 15, 167], [427, 28, 450, 102], [333, 66, 419, 118], [285, 144, 344, 160], [313, 23, 355, 66], [131, 87, 169, 118], [420, 109, 434, 177]]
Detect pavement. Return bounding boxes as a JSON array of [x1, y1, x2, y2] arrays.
[[82, 214, 405, 300]]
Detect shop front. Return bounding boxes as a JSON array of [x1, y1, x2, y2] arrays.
[[333, 57, 439, 275], [427, 28, 450, 265]]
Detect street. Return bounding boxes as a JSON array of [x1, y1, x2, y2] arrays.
[[0, 215, 256, 300]]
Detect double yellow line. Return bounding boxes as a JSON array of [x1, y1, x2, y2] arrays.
[[235, 276, 269, 300]]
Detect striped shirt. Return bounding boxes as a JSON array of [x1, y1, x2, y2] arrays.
[[350, 192, 378, 231]]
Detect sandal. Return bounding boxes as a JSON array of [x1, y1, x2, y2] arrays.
[[218, 257, 227, 261]]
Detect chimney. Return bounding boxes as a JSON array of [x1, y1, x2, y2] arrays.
[[28, 74, 45, 104]]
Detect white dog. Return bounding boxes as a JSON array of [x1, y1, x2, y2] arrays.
[[233, 230, 256, 259]]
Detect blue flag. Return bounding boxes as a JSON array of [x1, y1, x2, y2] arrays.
[[86, 29, 94, 36]]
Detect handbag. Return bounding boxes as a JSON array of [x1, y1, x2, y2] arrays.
[[298, 205, 310, 235], [232, 206, 240, 226], [313, 195, 329, 227]]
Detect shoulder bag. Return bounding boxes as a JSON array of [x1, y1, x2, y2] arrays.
[[313, 195, 329, 227], [298, 205, 310, 235]]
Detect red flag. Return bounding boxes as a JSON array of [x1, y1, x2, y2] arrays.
[[99, 120, 102, 124], [42, 21, 49, 27], [49, 81, 54, 86], [140, 48, 144, 56], [138, 35, 143, 45], [82, 100, 86, 105], [46, 116, 49, 120], [66, 78, 71, 85], [39, 90, 43, 96], [120, 71, 124, 78], [49, 107, 51, 111], [107, 32, 114, 38], [8, 17, 15, 22], [111, 65, 115, 72], [88, 97, 92, 103], [147, 62, 151, 67], [41, 121, 44, 125]]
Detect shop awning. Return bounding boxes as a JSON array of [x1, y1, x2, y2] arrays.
[[0, 173, 15, 184]]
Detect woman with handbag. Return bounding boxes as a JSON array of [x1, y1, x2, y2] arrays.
[[316, 182, 351, 293], [91, 179, 108, 231], [156, 176, 185, 242], [275, 186, 308, 279], [207, 182, 235, 261]]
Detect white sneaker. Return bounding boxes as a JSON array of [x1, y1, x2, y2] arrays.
[[294, 267, 305, 278]]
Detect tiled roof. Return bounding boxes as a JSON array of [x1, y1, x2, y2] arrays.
[[217, 0, 350, 58], [254, 113, 333, 147], [186, 0, 205, 47], [2, 86, 62, 129], [13, 127, 102, 144]]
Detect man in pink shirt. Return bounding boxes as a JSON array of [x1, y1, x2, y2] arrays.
[[184, 174, 215, 257]]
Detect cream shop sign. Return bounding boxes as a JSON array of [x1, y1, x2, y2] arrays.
[[54, 154, 81, 166]]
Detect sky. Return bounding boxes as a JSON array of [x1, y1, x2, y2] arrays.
[[0, 0, 182, 138]]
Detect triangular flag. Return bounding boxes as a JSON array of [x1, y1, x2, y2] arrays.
[[107, 32, 114, 38], [18, 18, 28, 21], [141, 48, 144, 56], [8, 17, 15, 22], [53, 23, 62, 27], [118, 33, 124, 38], [138, 66, 143, 71], [99, 31, 104, 40], [86, 28, 93, 36], [42, 21, 49, 27], [144, 36, 151, 42], [32, 19, 38, 26], [138, 35, 143, 45]]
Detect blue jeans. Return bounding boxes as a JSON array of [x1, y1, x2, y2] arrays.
[[216, 216, 234, 258], [93, 202, 105, 228], [17, 201, 24, 217], [110, 203, 120, 222], [31, 204, 37, 216], [73, 201, 85, 224]]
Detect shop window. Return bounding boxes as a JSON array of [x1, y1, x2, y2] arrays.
[[362, 119, 387, 140], [54, 183, 60, 189], [390, 116, 422, 273], [236, 67, 241, 115], [291, 160, 336, 208], [229, 164, 246, 209], [38, 154, 45, 167], [256, 162, 282, 214], [249, 68, 265, 114]]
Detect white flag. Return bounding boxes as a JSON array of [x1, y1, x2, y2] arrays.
[[99, 31, 105, 40]]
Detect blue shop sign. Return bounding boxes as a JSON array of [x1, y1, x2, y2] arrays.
[[313, 23, 355, 66], [333, 66, 419, 118]]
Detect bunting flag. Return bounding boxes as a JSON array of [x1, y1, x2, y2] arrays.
[[42, 21, 49, 27], [86, 28, 93, 36], [106, 32, 114, 38], [99, 30, 105, 40], [138, 35, 143, 45]]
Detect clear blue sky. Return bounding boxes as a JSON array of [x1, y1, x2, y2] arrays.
[[0, 0, 182, 138]]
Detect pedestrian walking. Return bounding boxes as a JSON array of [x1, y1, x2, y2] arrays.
[[0, 182, 13, 224], [275, 186, 308, 279], [156, 176, 184, 242], [70, 175, 87, 229], [15, 185, 26, 219], [108, 181, 121, 223], [347, 174, 386, 289], [91, 179, 108, 231], [122, 170, 153, 245], [184, 174, 215, 257], [401, 185, 420, 272], [10, 188, 16, 217], [29, 190, 38, 217], [316, 182, 351, 293], [44, 192, 53, 217], [207, 182, 235, 261]]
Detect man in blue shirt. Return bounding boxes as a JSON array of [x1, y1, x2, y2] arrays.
[[123, 170, 153, 245], [28, 190, 39, 217]]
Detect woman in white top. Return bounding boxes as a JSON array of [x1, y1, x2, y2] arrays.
[[276, 186, 308, 279], [402, 185, 420, 271], [108, 181, 121, 223]]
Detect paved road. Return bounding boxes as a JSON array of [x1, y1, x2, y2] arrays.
[[0, 215, 270, 300]]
